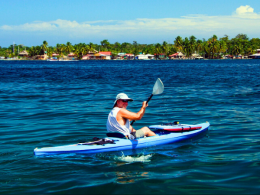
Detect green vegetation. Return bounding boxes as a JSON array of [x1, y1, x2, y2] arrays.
[[1, 34, 260, 59]]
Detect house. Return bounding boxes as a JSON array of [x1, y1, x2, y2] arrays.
[[52, 53, 59, 57], [249, 49, 260, 59], [82, 55, 90, 60], [85, 52, 111, 60], [118, 53, 126, 56], [135, 54, 154, 60], [125, 53, 134, 60], [67, 52, 75, 57], [67, 52, 78, 60], [136, 54, 148, 60], [192, 53, 204, 60], [88, 49, 98, 54], [146, 54, 155, 59], [18, 50, 29, 58], [98, 51, 111, 60], [116, 53, 126, 60], [154, 53, 166, 59], [224, 55, 234, 59], [169, 52, 184, 59], [35, 54, 48, 60]]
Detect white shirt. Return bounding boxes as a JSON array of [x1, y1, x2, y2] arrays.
[[106, 107, 135, 139]]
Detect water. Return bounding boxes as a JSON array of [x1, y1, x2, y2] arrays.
[[1, 60, 260, 194]]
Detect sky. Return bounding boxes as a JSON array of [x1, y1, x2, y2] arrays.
[[0, 0, 260, 47]]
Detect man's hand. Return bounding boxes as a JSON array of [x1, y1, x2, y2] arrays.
[[142, 101, 148, 108]]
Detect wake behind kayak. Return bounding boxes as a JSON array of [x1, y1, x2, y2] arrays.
[[34, 122, 210, 156]]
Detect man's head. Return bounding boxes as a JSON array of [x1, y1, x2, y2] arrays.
[[113, 93, 133, 108]]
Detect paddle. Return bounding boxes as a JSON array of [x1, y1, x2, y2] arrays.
[[131, 78, 164, 125]]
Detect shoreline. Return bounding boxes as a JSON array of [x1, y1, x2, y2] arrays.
[[0, 58, 255, 61]]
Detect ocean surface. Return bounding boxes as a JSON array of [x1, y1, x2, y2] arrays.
[[1, 60, 260, 194]]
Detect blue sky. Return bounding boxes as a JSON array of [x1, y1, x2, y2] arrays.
[[1, 0, 260, 47]]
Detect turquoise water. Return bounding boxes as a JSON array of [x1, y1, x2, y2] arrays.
[[1, 60, 260, 194]]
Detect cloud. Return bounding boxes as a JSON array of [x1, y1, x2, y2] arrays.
[[236, 5, 254, 15], [1, 5, 260, 43], [234, 5, 259, 19]]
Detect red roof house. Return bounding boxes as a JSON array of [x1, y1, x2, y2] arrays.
[[99, 51, 111, 56]]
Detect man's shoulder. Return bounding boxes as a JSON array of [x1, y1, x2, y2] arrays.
[[118, 108, 128, 113]]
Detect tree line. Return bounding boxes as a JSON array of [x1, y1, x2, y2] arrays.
[[1, 34, 260, 59]]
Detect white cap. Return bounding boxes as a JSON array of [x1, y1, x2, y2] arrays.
[[113, 93, 133, 107]]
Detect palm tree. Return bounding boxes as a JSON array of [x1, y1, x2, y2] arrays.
[[218, 40, 227, 58], [162, 41, 169, 58], [189, 35, 197, 54], [154, 43, 162, 59], [147, 44, 155, 55], [65, 42, 73, 54], [183, 37, 192, 58], [121, 42, 130, 53], [28, 46, 38, 57], [168, 45, 177, 55], [35, 46, 42, 55], [174, 36, 183, 52], [100, 39, 110, 51], [88, 42, 94, 51], [208, 35, 219, 59], [244, 46, 253, 56], [56, 44, 65, 57], [74, 45, 81, 59], [5, 49, 12, 57], [114, 42, 121, 53], [47, 47, 53, 59], [42, 40, 48, 55], [55, 43, 61, 54], [196, 40, 203, 55], [132, 41, 139, 56], [232, 44, 242, 57], [201, 41, 210, 58], [73, 44, 90, 59], [82, 45, 90, 56]]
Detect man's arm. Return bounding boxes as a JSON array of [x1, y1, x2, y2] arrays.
[[118, 101, 148, 121]]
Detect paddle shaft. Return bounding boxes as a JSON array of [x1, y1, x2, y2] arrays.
[[130, 94, 153, 126]]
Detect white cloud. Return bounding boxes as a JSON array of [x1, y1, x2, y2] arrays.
[[236, 5, 254, 15], [1, 5, 260, 42], [234, 5, 259, 19]]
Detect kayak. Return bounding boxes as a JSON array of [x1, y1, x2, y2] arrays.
[[34, 122, 210, 156]]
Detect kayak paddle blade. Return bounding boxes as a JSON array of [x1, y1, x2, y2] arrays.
[[152, 78, 164, 95]]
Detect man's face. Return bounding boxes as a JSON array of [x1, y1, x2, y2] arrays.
[[117, 99, 129, 108]]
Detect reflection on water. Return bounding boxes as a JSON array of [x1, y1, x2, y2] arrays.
[[115, 171, 150, 184], [98, 152, 153, 184], [112, 153, 152, 184]]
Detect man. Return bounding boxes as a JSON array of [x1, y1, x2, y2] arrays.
[[107, 93, 156, 139]]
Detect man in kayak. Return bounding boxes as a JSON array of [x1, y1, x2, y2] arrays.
[[107, 93, 156, 139]]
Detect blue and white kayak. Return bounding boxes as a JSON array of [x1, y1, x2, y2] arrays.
[[34, 122, 210, 156]]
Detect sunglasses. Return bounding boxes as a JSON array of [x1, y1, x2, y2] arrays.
[[122, 100, 129, 102]]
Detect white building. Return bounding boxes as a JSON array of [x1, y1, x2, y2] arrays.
[[136, 54, 154, 60], [249, 49, 260, 59]]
